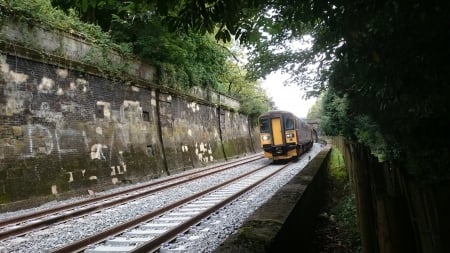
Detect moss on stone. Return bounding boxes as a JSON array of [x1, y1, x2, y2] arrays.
[[239, 219, 283, 243]]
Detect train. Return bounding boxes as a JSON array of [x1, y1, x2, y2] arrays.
[[258, 110, 314, 161]]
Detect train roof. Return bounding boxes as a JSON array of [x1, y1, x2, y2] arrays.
[[258, 110, 310, 124], [259, 110, 297, 118]]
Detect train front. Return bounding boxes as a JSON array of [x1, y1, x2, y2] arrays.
[[258, 111, 298, 161]]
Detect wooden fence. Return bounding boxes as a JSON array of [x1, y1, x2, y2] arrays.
[[332, 137, 449, 253]]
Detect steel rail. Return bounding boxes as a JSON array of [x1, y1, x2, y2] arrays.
[[0, 155, 263, 240], [50, 162, 283, 253], [131, 162, 291, 253]]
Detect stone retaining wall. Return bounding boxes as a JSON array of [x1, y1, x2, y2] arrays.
[[0, 18, 257, 207]]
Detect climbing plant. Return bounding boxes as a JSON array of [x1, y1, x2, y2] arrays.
[[1, 0, 273, 118]]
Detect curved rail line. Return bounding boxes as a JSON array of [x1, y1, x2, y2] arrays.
[[51, 162, 292, 253], [0, 154, 264, 240]]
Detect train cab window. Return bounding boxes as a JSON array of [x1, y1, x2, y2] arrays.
[[260, 118, 270, 133], [285, 118, 295, 130]]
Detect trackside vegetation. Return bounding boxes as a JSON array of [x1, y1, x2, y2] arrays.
[[119, 0, 450, 182], [0, 0, 274, 119], [327, 148, 360, 250], [311, 146, 360, 252]]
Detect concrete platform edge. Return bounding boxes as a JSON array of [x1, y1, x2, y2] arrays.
[[213, 145, 332, 253]]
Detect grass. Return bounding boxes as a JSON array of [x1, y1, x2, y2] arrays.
[[330, 148, 361, 250], [310, 147, 361, 252], [328, 147, 347, 183]]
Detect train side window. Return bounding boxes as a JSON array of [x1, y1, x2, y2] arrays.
[[260, 118, 270, 133], [285, 118, 294, 130]]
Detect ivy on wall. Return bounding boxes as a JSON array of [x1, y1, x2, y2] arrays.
[[0, 0, 274, 119]]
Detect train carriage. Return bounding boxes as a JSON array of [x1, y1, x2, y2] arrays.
[[258, 110, 313, 161]]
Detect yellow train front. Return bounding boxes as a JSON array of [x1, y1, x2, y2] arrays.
[[258, 110, 313, 161]]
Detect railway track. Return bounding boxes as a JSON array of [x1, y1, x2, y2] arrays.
[[0, 144, 321, 252], [0, 154, 263, 241], [52, 162, 292, 253]]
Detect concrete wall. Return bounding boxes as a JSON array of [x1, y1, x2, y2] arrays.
[[0, 19, 257, 205], [213, 145, 331, 253]]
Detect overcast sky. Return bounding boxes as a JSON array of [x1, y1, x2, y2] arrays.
[[260, 71, 316, 119]]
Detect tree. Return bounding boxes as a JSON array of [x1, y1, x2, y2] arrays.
[[306, 92, 322, 120], [49, 0, 276, 116], [155, 0, 450, 180]]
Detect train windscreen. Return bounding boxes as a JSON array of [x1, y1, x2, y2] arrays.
[[285, 118, 295, 130], [260, 118, 270, 133]]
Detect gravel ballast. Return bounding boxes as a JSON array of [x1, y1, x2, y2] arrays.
[[0, 144, 323, 253]]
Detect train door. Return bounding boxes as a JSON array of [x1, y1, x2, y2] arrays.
[[271, 117, 283, 146]]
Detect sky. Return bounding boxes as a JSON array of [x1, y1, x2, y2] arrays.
[[260, 71, 316, 119]]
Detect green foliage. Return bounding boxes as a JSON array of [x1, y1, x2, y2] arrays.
[[161, 1, 264, 44], [318, 1, 450, 179], [158, 62, 189, 89], [51, 0, 126, 27], [151, 0, 327, 97], [1, 0, 132, 77], [240, 92, 274, 126], [213, 54, 275, 122], [328, 148, 361, 248], [320, 89, 353, 137], [151, 0, 450, 180], [2, 0, 129, 52], [328, 148, 347, 183], [118, 17, 232, 90], [353, 116, 399, 162], [306, 93, 323, 120], [331, 193, 360, 247], [321, 89, 398, 162], [1, 0, 273, 117], [50, 0, 263, 96], [221, 65, 274, 124], [106, 4, 273, 113]]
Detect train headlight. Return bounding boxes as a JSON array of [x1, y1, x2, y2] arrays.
[[262, 135, 271, 141], [286, 133, 295, 138]]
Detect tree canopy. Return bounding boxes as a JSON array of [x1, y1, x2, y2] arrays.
[[147, 0, 450, 180], [1, 0, 274, 117]]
